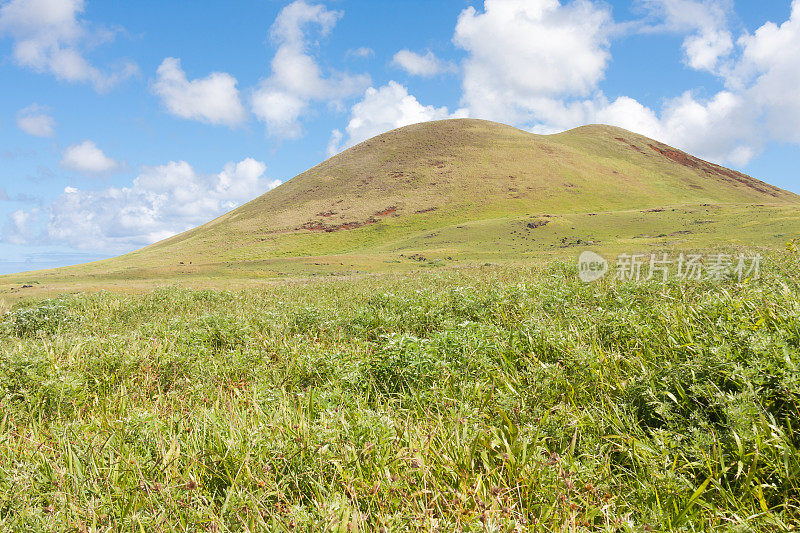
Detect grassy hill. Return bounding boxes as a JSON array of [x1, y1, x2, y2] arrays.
[[2, 118, 799, 300]]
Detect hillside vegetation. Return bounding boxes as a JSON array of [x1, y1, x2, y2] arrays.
[[1, 250, 798, 530], [2, 119, 799, 301]]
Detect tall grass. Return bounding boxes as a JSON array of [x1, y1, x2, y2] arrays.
[[0, 252, 799, 531]]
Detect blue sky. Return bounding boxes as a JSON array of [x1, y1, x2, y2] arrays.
[[0, 0, 799, 273]]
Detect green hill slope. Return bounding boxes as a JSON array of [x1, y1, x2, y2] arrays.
[[3, 118, 799, 299]]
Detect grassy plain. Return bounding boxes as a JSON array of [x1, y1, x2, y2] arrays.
[[1, 250, 799, 530]]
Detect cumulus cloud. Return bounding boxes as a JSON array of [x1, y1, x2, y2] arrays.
[[60, 140, 119, 176], [591, 1, 800, 165], [737, 0, 800, 145], [215, 158, 279, 202], [251, 0, 370, 138], [16, 104, 55, 137], [392, 50, 457, 77], [446, 0, 800, 167], [0, 0, 137, 92], [454, 0, 613, 124], [595, 91, 758, 166], [507, 89, 758, 166], [637, 0, 734, 74], [151, 57, 247, 127], [3, 208, 40, 245], [251, 90, 308, 140], [6, 158, 280, 250], [328, 81, 467, 155], [657, 92, 759, 166]]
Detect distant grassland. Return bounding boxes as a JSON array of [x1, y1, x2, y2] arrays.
[[1, 250, 799, 530], [4, 202, 800, 304]]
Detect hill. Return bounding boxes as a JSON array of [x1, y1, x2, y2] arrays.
[[2, 118, 799, 300]]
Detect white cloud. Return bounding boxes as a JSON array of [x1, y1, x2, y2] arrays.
[[737, 0, 800, 145], [326, 129, 343, 157], [454, 0, 613, 124], [151, 57, 247, 127], [594, 91, 758, 166], [16, 104, 55, 137], [3, 208, 39, 245], [270, 0, 339, 45], [251, 0, 370, 138], [328, 81, 467, 155], [513, 88, 759, 165], [656, 91, 758, 166], [7, 158, 279, 250], [346, 46, 374, 59], [216, 158, 281, 204], [251, 84, 311, 140], [60, 140, 119, 175], [0, 0, 137, 92], [446, 0, 800, 168], [589, 1, 800, 165], [638, 0, 734, 74], [392, 50, 457, 77]]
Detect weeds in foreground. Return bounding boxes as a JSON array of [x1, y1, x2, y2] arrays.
[[0, 253, 799, 531]]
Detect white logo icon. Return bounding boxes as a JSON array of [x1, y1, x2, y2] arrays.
[[578, 251, 608, 283]]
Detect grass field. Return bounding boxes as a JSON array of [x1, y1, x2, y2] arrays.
[[1, 247, 798, 531], [5, 202, 800, 304], [1, 119, 798, 530]]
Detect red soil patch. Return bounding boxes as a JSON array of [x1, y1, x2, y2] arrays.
[[374, 206, 397, 217], [647, 143, 782, 197]]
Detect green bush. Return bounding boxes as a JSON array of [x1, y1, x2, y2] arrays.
[[2, 299, 73, 336]]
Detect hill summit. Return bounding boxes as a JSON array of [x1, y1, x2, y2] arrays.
[[168, 118, 792, 244]]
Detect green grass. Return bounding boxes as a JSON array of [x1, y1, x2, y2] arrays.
[[5, 201, 800, 304], [1, 249, 799, 530]]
